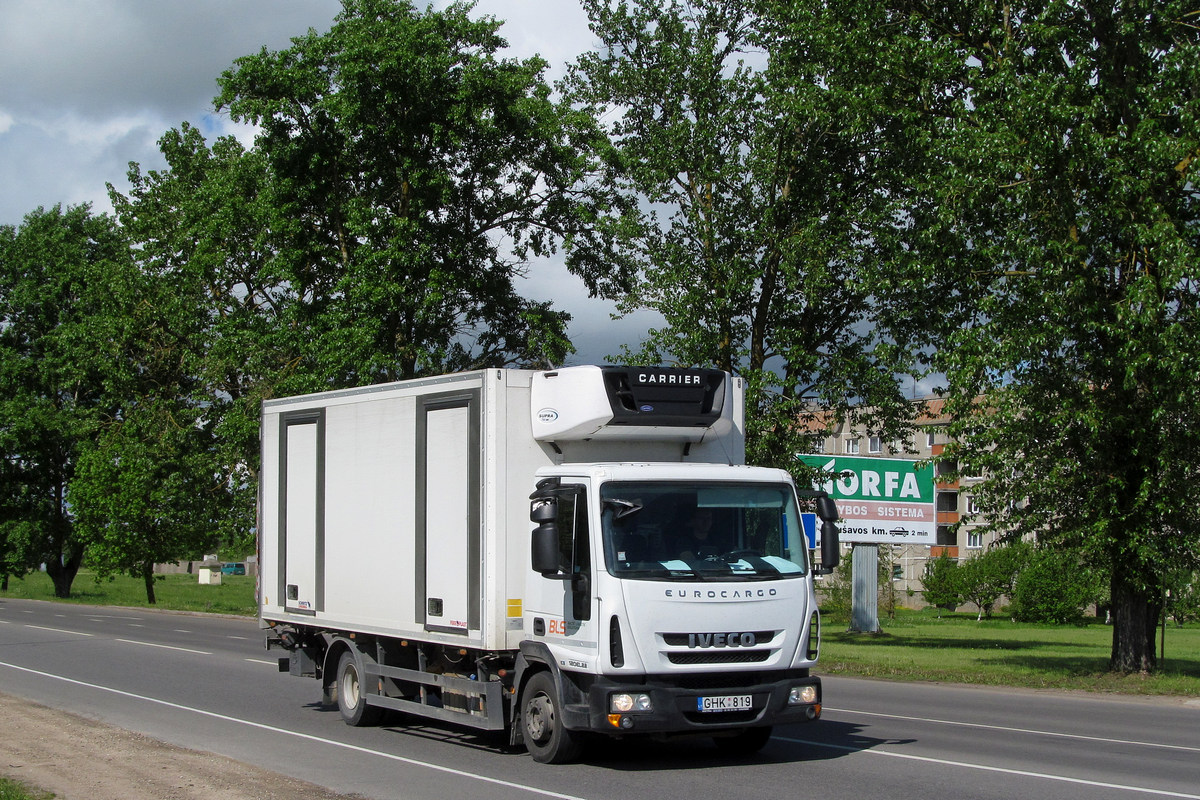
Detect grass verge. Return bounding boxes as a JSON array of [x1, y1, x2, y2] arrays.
[[819, 608, 1200, 696], [1, 570, 256, 616], [0, 777, 54, 800]]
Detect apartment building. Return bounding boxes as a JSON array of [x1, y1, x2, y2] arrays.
[[806, 398, 995, 598]]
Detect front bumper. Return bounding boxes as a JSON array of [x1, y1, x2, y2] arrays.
[[560, 671, 822, 735]]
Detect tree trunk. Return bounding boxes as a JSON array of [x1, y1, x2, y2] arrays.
[[44, 548, 84, 599], [1109, 568, 1161, 673], [143, 562, 157, 605]]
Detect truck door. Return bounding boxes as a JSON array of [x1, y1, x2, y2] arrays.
[[282, 411, 323, 614], [527, 484, 599, 666], [419, 392, 480, 634]]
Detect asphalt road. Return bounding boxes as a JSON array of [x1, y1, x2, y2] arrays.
[[1, 597, 1197, 800]]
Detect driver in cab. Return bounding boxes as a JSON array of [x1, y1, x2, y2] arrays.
[[677, 507, 720, 560]]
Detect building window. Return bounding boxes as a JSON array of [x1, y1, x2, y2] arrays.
[[966, 496, 980, 515], [967, 530, 983, 549], [813, 436, 826, 454], [926, 431, 937, 448], [868, 436, 883, 454], [845, 438, 860, 454]]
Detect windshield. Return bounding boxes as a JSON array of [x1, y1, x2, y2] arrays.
[[599, 481, 809, 580]]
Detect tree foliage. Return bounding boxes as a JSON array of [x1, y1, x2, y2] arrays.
[[211, 0, 624, 385], [0, 206, 131, 597], [563, 0, 921, 468], [922, 0, 1200, 671], [763, 0, 1200, 671], [95, 0, 629, 573]]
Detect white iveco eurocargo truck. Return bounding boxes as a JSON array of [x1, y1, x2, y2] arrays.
[[259, 366, 840, 763]]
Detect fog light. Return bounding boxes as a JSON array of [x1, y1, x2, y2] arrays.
[[789, 685, 818, 705], [610, 693, 652, 713]]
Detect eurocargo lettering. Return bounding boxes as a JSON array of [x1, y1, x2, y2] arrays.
[[260, 366, 840, 763]]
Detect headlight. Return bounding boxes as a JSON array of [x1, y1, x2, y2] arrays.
[[610, 693, 652, 713], [789, 685, 818, 705]]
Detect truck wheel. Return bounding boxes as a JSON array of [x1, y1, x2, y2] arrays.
[[521, 671, 583, 764], [712, 726, 772, 756], [336, 650, 383, 727]]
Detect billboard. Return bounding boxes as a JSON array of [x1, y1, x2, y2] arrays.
[[797, 455, 936, 545]]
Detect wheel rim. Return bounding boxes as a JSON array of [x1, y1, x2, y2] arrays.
[[341, 664, 360, 709], [526, 692, 554, 743]]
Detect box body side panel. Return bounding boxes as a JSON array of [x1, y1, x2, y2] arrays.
[[260, 370, 551, 651]]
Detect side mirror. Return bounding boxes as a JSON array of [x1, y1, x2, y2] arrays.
[[816, 495, 838, 522], [532, 522, 561, 576], [531, 498, 557, 523], [815, 495, 840, 573], [530, 497, 562, 576], [820, 521, 840, 572]]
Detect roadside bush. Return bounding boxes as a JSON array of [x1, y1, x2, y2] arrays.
[[1011, 548, 1102, 624], [920, 553, 962, 615]]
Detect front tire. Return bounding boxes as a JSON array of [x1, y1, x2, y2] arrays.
[[336, 650, 383, 727], [521, 671, 584, 764]]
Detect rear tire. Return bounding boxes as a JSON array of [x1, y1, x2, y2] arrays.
[[712, 726, 772, 756], [521, 671, 584, 764], [336, 650, 383, 727]]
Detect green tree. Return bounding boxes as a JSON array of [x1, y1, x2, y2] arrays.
[[920, 553, 964, 615], [958, 543, 1028, 621], [72, 400, 223, 604], [110, 0, 625, 555], [922, 0, 1200, 670], [563, 0, 919, 468], [0, 206, 131, 597], [765, 0, 1199, 671], [111, 125, 287, 556], [211, 0, 624, 385]]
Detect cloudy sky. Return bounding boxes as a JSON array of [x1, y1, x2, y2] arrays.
[[0, 0, 654, 366]]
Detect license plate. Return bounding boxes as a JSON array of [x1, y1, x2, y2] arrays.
[[697, 694, 753, 713]]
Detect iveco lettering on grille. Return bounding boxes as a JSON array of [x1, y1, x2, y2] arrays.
[[688, 632, 757, 648]]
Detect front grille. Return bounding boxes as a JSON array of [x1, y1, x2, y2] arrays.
[[667, 649, 772, 665]]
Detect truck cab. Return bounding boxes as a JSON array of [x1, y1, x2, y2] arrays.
[[521, 462, 838, 762]]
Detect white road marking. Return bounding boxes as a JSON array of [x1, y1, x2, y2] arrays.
[[0, 660, 589, 800], [830, 706, 1200, 754], [776, 735, 1200, 799], [245, 658, 278, 666], [115, 639, 212, 655], [25, 625, 93, 637]]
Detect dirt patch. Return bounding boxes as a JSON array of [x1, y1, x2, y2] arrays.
[[0, 692, 361, 800]]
